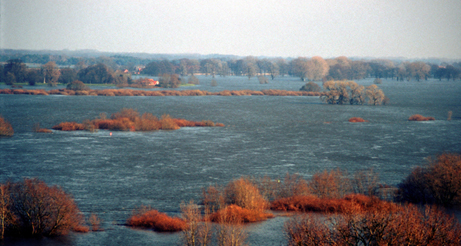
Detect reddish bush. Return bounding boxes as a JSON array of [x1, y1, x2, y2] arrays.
[[127, 207, 186, 232], [36, 128, 52, 133], [224, 178, 269, 211], [5, 178, 84, 237], [398, 152, 461, 207], [286, 204, 461, 246], [52, 122, 86, 131], [408, 114, 435, 121], [0, 116, 14, 136], [72, 225, 90, 233], [160, 114, 180, 130], [271, 194, 398, 214], [208, 205, 273, 223], [348, 117, 368, 123]]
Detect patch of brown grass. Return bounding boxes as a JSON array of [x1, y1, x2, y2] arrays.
[[348, 117, 368, 123], [127, 208, 186, 232], [408, 114, 435, 121]]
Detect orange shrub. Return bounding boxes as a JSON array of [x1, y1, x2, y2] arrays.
[[127, 208, 186, 232], [52, 122, 86, 131], [348, 117, 368, 122], [109, 118, 135, 131], [0, 116, 14, 136], [286, 204, 461, 246], [92, 119, 114, 129], [224, 178, 269, 211], [208, 205, 274, 223], [160, 114, 180, 130], [72, 225, 90, 233], [6, 178, 85, 237], [36, 128, 53, 133], [0, 89, 13, 94], [408, 114, 435, 121], [271, 194, 398, 214]]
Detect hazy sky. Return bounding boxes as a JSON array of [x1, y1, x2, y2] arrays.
[[2, 0, 461, 59]]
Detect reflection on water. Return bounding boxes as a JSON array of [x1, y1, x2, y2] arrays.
[[1, 77, 461, 245]]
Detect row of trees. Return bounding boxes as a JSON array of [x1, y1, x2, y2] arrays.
[[142, 56, 461, 82], [0, 60, 131, 86], [2, 56, 460, 87]]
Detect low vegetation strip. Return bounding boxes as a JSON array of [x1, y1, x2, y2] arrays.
[[50, 108, 224, 132], [127, 207, 186, 232], [270, 194, 399, 214], [0, 88, 324, 97]]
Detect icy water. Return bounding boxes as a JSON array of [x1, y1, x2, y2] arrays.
[[0, 76, 460, 245]]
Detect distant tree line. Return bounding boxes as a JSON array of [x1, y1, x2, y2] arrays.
[[1, 55, 460, 87]]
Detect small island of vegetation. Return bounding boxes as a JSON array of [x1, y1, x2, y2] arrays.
[[50, 108, 224, 132]]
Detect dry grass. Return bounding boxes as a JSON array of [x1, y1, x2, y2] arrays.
[[348, 117, 368, 123], [127, 207, 186, 232], [408, 114, 435, 121]]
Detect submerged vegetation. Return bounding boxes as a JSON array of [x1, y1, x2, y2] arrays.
[[408, 114, 436, 121], [0, 116, 14, 136], [0, 153, 460, 244], [50, 108, 224, 132]]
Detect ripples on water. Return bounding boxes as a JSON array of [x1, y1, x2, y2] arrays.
[[1, 77, 461, 245]]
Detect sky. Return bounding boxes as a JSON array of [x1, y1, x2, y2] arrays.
[[1, 0, 461, 59]]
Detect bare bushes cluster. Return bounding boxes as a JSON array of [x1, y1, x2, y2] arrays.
[[0, 179, 85, 239], [180, 200, 248, 246], [285, 204, 461, 246], [398, 153, 461, 207], [51, 108, 224, 132], [321, 81, 387, 105], [0, 116, 14, 136], [202, 178, 273, 224]]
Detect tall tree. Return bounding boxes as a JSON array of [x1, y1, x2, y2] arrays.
[[4, 59, 27, 83], [77, 63, 115, 84], [42, 61, 61, 86]]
